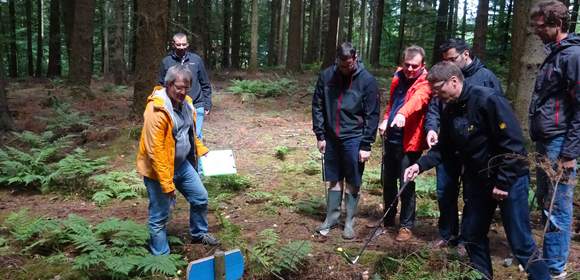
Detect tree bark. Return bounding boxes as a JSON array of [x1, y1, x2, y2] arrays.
[[278, 0, 289, 65], [35, 0, 44, 77], [369, 0, 384, 67], [249, 0, 259, 72], [287, 0, 303, 71], [473, 0, 490, 59], [112, 0, 127, 84], [191, 0, 209, 65], [231, 0, 242, 69], [62, 0, 75, 60], [222, 0, 231, 68], [432, 0, 449, 64], [268, 0, 281, 65], [322, 0, 340, 68], [507, 0, 545, 134], [0, 5, 13, 130], [347, 0, 354, 42], [8, 0, 17, 78], [69, 0, 96, 86], [570, 0, 579, 32], [102, 0, 110, 78], [359, 0, 366, 59], [132, 0, 168, 116], [306, 0, 321, 64], [25, 0, 34, 76], [396, 0, 408, 63], [48, 0, 62, 77]]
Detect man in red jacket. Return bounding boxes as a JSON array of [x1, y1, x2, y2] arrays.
[[378, 45, 432, 242]]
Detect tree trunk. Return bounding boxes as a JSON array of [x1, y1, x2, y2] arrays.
[[322, 0, 340, 68], [249, 0, 259, 72], [570, 0, 579, 32], [8, 0, 17, 78], [191, 0, 208, 64], [268, 0, 281, 65], [25, 0, 34, 76], [0, 5, 13, 130], [48, 0, 62, 77], [347, 0, 354, 42], [132, 0, 168, 116], [69, 0, 96, 86], [35, 0, 44, 77], [62, 0, 75, 60], [278, 0, 289, 65], [102, 0, 110, 78], [369, 0, 384, 67], [222, 0, 231, 68], [432, 0, 449, 64], [128, 0, 136, 73], [287, 0, 302, 71], [111, 0, 127, 84], [306, 0, 321, 64], [359, 0, 366, 59], [507, 0, 545, 134], [473, 0, 490, 59], [231, 0, 242, 69], [396, 0, 407, 63], [178, 0, 188, 27]]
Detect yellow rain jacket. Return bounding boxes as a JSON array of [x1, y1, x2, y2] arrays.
[[136, 86, 209, 193]]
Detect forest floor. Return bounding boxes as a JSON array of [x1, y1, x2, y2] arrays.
[[0, 70, 579, 280]]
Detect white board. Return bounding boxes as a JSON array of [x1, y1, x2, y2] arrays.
[[200, 150, 237, 176]]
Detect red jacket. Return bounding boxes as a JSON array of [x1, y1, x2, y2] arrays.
[[383, 69, 433, 152]]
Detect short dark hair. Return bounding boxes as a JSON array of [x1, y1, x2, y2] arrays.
[[402, 45, 425, 63], [439, 38, 471, 55], [530, 0, 569, 32], [336, 42, 357, 60], [427, 61, 464, 83]]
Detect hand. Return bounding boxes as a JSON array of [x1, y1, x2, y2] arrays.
[[404, 164, 420, 183], [359, 150, 371, 162], [426, 130, 438, 149], [378, 119, 389, 135], [317, 140, 326, 153], [166, 190, 176, 199], [492, 187, 508, 201], [205, 109, 210, 116], [561, 158, 577, 169], [390, 114, 406, 128]]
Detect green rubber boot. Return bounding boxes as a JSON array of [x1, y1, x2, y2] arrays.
[[343, 192, 360, 239], [317, 190, 342, 234]]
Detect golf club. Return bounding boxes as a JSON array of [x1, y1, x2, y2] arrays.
[[338, 180, 412, 265]]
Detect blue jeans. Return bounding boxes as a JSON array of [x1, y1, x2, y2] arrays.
[[323, 136, 364, 189], [145, 160, 209, 255], [435, 159, 461, 241], [462, 175, 549, 280], [536, 135, 576, 275]]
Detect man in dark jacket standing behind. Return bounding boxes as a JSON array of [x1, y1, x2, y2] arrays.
[[530, 1, 579, 278], [159, 33, 212, 140], [312, 42, 380, 239], [425, 38, 503, 248]]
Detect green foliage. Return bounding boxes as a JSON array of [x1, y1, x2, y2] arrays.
[[102, 84, 129, 94], [246, 191, 273, 204], [303, 159, 320, 176], [2, 210, 185, 279], [226, 78, 297, 101], [274, 145, 290, 160], [415, 176, 437, 199], [362, 167, 382, 193], [416, 199, 439, 218], [203, 174, 252, 192], [89, 170, 145, 206], [0, 131, 106, 193], [295, 196, 325, 217], [216, 213, 244, 249], [247, 229, 312, 278], [272, 194, 294, 207], [37, 101, 91, 135]]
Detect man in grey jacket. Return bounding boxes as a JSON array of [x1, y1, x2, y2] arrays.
[[159, 33, 212, 140]]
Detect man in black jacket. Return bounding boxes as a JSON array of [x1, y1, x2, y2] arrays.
[[425, 39, 504, 248], [312, 42, 380, 239], [159, 33, 212, 140], [530, 1, 579, 278], [404, 62, 549, 280]]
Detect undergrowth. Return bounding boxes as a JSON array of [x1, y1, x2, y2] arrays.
[[227, 78, 297, 101], [89, 170, 145, 206]]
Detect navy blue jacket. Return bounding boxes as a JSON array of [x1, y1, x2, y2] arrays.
[[159, 51, 212, 110], [530, 34, 580, 160], [312, 62, 380, 151], [417, 84, 528, 191], [425, 57, 503, 133]]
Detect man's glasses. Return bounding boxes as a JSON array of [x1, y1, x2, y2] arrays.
[[403, 63, 422, 70], [442, 53, 462, 62], [431, 79, 449, 92]]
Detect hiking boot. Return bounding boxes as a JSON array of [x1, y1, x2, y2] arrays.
[[342, 192, 360, 240], [395, 227, 412, 242], [317, 190, 342, 235], [192, 233, 220, 246]]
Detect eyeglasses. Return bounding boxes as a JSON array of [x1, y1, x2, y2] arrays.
[[442, 53, 462, 62], [431, 79, 449, 92], [403, 63, 422, 70], [172, 84, 190, 92]]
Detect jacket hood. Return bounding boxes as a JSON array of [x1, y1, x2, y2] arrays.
[[462, 57, 485, 78], [546, 33, 580, 54]]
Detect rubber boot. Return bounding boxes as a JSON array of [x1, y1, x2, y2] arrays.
[[343, 192, 360, 239], [317, 190, 342, 234]]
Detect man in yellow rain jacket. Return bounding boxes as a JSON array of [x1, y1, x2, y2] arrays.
[[137, 64, 219, 255]]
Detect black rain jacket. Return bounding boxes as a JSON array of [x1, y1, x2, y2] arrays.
[[529, 34, 580, 160], [417, 84, 528, 191], [425, 57, 504, 133], [312, 62, 380, 151]]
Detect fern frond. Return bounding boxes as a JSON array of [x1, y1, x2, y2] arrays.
[[272, 240, 312, 273], [136, 254, 183, 276]]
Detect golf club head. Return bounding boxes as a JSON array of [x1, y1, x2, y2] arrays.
[[336, 247, 357, 264]]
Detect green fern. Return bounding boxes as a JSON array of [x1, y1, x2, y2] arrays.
[[271, 240, 312, 274], [36, 101, 91, 135], [136, 254, 185, 276], [43, 148, 107, 193], [89, 170, 144, 206]]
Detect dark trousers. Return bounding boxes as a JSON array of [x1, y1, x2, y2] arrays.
[[462, 174, 549, 280], [435, 159, 461, 241], [382, 143, 420, 228]]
